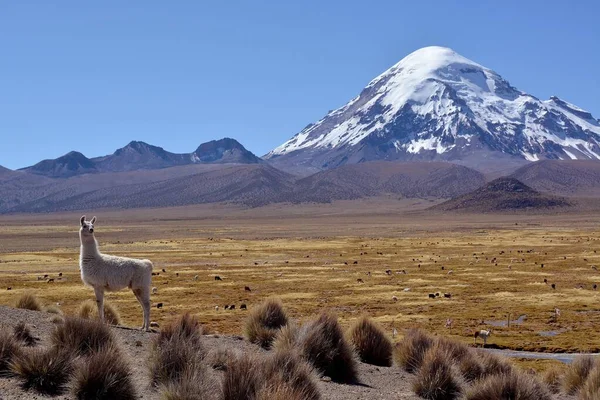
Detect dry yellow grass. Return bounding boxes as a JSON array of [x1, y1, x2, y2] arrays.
[[1, 205, 600, 362]]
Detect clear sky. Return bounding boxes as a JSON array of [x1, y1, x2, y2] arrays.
[[1, 1, 599, 169]]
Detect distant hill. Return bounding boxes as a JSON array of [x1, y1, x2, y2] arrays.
[[19, 138, 261, 178], [433, 177, 571, 213], [510, 160, 600, 197], [23, 151, 98, 178], [287, 161, 485, 203], [9, 164, 294, 212]]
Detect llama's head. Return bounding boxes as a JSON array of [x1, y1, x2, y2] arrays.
[[80, 215, 96, 236]]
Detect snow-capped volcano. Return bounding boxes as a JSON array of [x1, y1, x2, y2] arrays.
[[266, 46, 600, 172]]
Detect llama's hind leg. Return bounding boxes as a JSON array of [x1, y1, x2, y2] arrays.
[[133, 287, 151, 331], [93, 287, 105, 324]]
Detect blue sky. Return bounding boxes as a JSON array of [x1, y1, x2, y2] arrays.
[[1, 1, 599, 169]]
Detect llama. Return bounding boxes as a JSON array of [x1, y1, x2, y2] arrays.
[[79, 216, 153, 331], [474, 329, 492, 346]]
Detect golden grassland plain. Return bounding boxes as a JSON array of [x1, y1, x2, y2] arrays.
[[1, 200, 600, 364]]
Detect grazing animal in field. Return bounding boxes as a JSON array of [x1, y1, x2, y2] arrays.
[[240, 304, 247, 310], [392, 296, 398, 302], [544, 278, 547, 284], [152, 287, 158, 294], [156, 302, 163, 309], [428, 293, 436, 299], [215, 306, 219, 311], [224, 305, 230, 310], [6, 287, 11, 291], [58, 272, 63, 277], [385, 269, 392, 275], [79, 216, 153, 331], [47, 278, 54, 283], [230, 305, 235, 310], [445, 318, 453, 329], [594, 284, 598, 290], [474, 329, 491, 346], [551, 283, 556, 290], [245, 286, 251, 291], [444, 293, 451, 298], [357, 278, 364, 283], [215, 276, 222, 281], [194, 275, 199, 281], [435, 292, 440, 297]]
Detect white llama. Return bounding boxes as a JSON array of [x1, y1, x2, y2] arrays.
[[79, 216, 153, 331], [474, 329, 492, 347]]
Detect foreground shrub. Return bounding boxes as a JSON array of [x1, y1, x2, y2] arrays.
[[563, 355, 596, 395], [580, 365, 600, 400], [10, 347, 73, 395], [244, 298, 289, 349], [157, 312, 203, 346], [394, 328, 434, 372], [72, 345, 136, 400], [412, 345, 464, 400], [78, 299, 122, 326], [475, 349, 514, 378], [13, 322, 38, 347], [0, 331, 22, 376], [222, 353, 263, 400], [16, 293, 43, 311], [262, 350, 321, 400], [206, 346, 240, 371], [44, 304, 63, 315], [149, 313, 205, 387], [272, 321, 300, 353], [159, 365, 220, 400], [542, 365, 563, 394], [347, 316, 392, 367], [296, 312, 358, 383], [466, 372, 551, 400], [51, 317, 114, 356]]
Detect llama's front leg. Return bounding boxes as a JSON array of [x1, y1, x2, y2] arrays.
[[93, 286, 105, 323]]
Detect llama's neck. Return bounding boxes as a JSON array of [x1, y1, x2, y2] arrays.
[[80, 234, 100, 258]]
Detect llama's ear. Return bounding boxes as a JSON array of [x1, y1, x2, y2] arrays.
[[80, 216, 86, 226], [90, 216, 96, 224]]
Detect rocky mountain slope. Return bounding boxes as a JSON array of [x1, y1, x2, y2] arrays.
[[266, 46, 600, 174]]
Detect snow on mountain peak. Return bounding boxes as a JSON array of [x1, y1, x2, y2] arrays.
[[267, 46, 600, 168]]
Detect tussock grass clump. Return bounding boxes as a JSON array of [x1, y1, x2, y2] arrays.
[[347, 316, 392, 367], [13, 322, 38, 346], [72, 345, 136, 400], [296, 312, 358, 383], [244, 298, 289, 349], [475, 349, 514, 378], [159, 365, 220, 400], [580, 365, 600, 400], [78, 299, 122, 326], [563, 355, 597, 395], [16, 293, 43, 311], [0, 331, 22, 376], [206, 346, 240, 371], [457, 351, 485, 382], [10, 348, 73, 395], [262, 350, 321, 400], [149, 313, 206, 387], [273, 321, 299, 353], [222, 353, 263, 400], [394, 328, 434, 372], [466, 372, 551, 400], [542, 365, 563, 394], [157, 312, 203, 345], [412, 345, 464, 400], [44, 304, 63, 315], [51, 317, 114, 356]]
